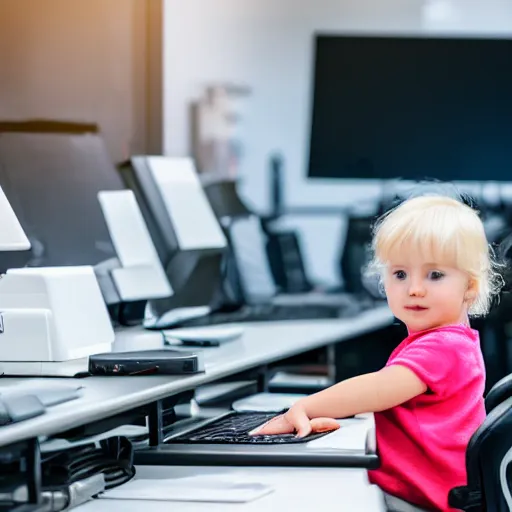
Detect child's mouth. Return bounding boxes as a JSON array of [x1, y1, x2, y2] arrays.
[[405, 305, 428, 311]]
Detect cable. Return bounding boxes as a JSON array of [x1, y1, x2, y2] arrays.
[[41, 438, 135, 491]]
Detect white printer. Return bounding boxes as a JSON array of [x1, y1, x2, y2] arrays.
[[0, 185, 115, 376]]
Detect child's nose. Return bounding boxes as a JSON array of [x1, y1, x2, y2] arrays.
[[408, 278, 426, 297]]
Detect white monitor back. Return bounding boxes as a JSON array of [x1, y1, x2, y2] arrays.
[[98, 190, 173, 302], [147, 157, 227, 251], [229, 215, 278, 303], [0, 185, 30, 251]]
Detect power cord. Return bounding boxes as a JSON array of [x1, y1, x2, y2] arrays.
[[42, 437, 135, 491]]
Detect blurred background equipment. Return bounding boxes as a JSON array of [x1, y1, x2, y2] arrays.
[[191, 84, 251, 179]]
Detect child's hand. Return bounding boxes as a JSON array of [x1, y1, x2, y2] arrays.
[[249, 405, 340, 438], [249, 413, 295, 436]]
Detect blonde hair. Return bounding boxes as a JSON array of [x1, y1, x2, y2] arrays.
[[368, 195, 502, 316]]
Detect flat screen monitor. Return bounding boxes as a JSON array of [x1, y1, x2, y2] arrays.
[[307, 34, 512, 182], [228, 215, 278, 304], [0, 125, 124, 273], [119, 156, 227, 314]]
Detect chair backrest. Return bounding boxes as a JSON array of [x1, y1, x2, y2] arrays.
[[339, 214, 374, 295], [485, 373, 512, 414], [265, 229, 313, 294], [449, 396, 512, 511]]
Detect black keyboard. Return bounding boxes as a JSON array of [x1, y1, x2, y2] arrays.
[[166, 411, 332, 445], [172, 303, 343, 328]]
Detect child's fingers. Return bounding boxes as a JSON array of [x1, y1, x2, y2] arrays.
[[295, 421, 312, 438], [249, 415, 339, 437], [309, 417, 340, 433], [249, 415, 293, 436], [287, 407, 313, 438]]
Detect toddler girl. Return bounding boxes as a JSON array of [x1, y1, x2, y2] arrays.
[[251, 195, 502, 511]]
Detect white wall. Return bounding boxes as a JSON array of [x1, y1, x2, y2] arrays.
[[422, 0, 512, 32], [163, 0, 512, 285], [163, 0, 424, 212]]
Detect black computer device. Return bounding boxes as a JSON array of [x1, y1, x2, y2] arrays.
[[165, 411, 328, 444], [89, 349, 203, 376], [307, 33, 512, 182]]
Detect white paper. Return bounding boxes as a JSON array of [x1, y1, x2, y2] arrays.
[[306, 417, 372, 451], [99, 476, 273, 503]]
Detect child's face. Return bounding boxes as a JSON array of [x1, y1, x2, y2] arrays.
[[383, 248, 475, 333]]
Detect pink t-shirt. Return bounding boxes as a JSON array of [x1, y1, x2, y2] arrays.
[[367, 324, 486, 511]]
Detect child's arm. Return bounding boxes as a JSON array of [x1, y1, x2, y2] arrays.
[[251, 365, 427, 437], [301, 365, 427, 417]]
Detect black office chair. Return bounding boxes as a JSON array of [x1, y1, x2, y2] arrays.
[[338, 213, 374, 297], [485, 373, 512, 414], [448, 395, 512, 511]]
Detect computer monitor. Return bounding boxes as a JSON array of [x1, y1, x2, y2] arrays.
[[119, 156, 228, 323], [226, 215, 279, 304], [97, 190, 173, 301], [0, 124, 124, 274], [200, 176, 252, 220], [307, 34, 512, 182], [0, 123, 169, 326]]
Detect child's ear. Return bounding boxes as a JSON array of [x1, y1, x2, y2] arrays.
[[465, 279, 478, 302]]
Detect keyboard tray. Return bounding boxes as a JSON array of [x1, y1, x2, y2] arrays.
[[134, 411, 380, 470]]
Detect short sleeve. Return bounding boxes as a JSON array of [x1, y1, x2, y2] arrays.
[[388, 332, 462, 397]]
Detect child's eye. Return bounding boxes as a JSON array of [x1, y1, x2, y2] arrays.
[[393, 270, 407, 280], [429, 270, 445, 281]]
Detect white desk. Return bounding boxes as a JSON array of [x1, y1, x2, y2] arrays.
[[75, 465, 385, 511], [115, 306, 394, 379], [0, 306, 393, 448]]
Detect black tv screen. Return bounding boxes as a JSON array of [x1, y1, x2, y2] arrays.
[[307, 34, 512, 181]]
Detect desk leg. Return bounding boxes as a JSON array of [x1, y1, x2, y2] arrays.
[[326, 344, 336, 383], [257, 364, 270, 392], [26, 438, 42, 505], [148, 400, 164, 446]]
